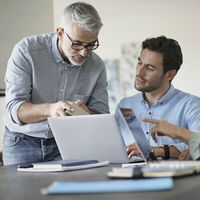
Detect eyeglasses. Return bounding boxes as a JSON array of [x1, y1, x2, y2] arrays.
[[65, 32, 99, 51]]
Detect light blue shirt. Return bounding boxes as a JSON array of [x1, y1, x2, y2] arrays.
[[4, 33, 109, 138], [118, 85, 200, 152]]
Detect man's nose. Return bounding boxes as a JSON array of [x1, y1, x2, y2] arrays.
[[137, 64, 145, 76], [79, 48, 89, 57]]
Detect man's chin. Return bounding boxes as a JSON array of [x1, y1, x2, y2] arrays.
[[134, 85, 145, 92], [134, 84, 141, 91], [70, 58, 86, 66]]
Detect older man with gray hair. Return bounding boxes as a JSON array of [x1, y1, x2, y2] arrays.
[[3, 2, 109, 165]]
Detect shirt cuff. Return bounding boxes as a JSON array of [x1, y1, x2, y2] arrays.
[[11, 101, 26, 125]]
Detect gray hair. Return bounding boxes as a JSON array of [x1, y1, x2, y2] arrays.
[[60, 2, 103, 32]]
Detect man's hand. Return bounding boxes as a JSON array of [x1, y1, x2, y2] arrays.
[[143, 118, 179, 142], [126, 143, 142, 159], [49, 101, 74, 117], [179, 149, 190, 160], [143, 118, 191, 144], [50, 100, 90, 116], [18, 100, 89, 124]]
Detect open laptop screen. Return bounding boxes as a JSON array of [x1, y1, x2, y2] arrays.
[[115, 108, 152, 160]]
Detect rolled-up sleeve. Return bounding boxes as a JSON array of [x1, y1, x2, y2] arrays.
[[4, 42, 32, 127]]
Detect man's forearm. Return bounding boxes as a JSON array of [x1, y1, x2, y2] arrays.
[[175, 128, 191, 144], [17, 102, 51, 124]]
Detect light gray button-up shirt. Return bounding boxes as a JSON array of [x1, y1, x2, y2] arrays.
[[4, 33, 109, 138], [118, 85, 200, 152]]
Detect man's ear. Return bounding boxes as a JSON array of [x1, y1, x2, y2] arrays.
[[56, 27, 64, 39], [166, 69, 177, 82]]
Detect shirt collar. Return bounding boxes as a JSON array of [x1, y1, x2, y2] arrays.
[[52, 33, 64, 64], [141, 84, 175, 105]]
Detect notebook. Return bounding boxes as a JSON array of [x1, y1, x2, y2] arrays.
[[48, 108, 151, 164], [41, 178, 173, 195], [17, 160, 109, 172], [108, 160, 200, 178]]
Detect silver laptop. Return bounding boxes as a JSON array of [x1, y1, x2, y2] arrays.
[[48, 108, 151, 164]]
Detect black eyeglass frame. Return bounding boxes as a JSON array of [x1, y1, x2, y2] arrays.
[[65, 32, 99, 51]]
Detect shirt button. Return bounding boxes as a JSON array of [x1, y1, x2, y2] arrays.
[[149, 112, 151, 115], [146, 131, 149, 134]]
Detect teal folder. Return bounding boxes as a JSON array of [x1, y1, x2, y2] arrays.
[[41, 178, 173, 194]]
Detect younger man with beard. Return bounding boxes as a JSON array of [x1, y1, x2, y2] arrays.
[[118, 36, 200, 160]]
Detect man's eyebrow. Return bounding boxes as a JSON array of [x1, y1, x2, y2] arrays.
[[138, 57, 158, 69]]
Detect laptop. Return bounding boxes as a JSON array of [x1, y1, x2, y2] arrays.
[[48, 108, 151, 164]]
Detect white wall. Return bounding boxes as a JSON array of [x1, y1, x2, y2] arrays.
[[0, 0, 54, 89], [53, 0, 200, 96]]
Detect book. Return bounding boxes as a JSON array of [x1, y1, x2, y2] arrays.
[[41, 178, 173, 195], [108, 161, 200, 178], [64, 102, 89, 116], [17, 160, 109, 172]]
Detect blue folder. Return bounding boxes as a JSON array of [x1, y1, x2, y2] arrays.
[[41, 178, 173, 195]]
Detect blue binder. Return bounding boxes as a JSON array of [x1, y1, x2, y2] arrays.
[[41, 178, 173, 195]]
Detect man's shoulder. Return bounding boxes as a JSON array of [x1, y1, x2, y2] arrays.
[[15, 33, 55, 53], [172, 88, 200, 108], [173, 88, 200, 101]]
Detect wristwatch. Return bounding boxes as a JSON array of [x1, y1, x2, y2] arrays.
[[162, 145, 170, 160]]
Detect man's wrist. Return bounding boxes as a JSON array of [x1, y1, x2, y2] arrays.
[[159, 145, 170, 159], [152, 147, 165, 158]]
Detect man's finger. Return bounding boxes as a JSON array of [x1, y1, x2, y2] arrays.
[[143, 118, 159, 124], [152, 132, 158, 143]]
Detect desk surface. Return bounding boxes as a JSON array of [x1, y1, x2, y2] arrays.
[[0, 164, 200, 200]]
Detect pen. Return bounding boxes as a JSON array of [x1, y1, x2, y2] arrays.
[[18, 163, 33, 168]]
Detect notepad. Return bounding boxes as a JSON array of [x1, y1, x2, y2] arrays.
[[108, 165, 196, 178], [41, 178, 173, 194], [33, 159, 98, 169], [17, 160, 109, 172], [110, 160, 200, 178]]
